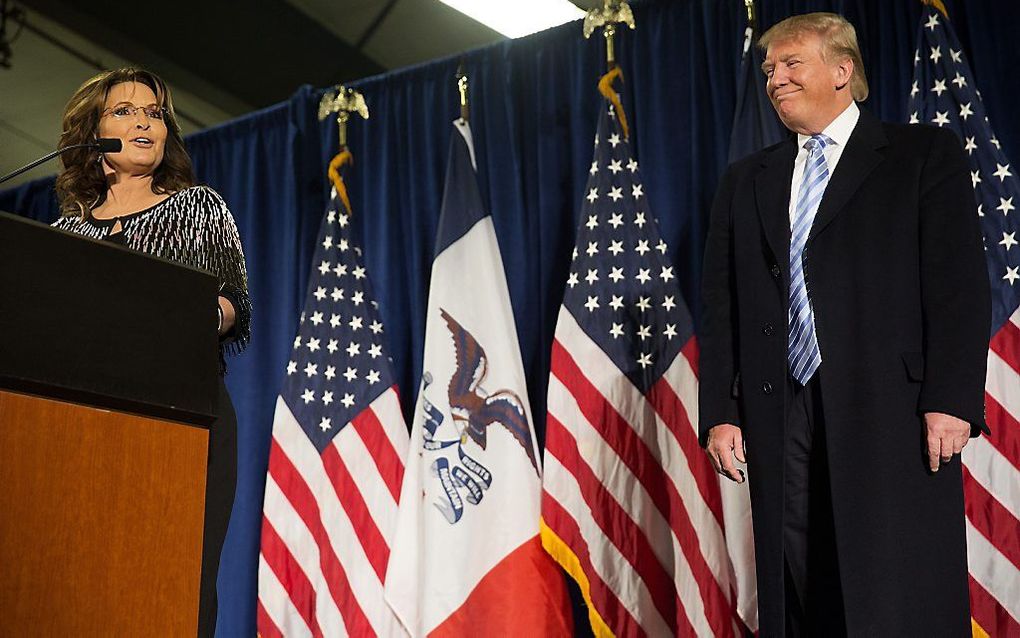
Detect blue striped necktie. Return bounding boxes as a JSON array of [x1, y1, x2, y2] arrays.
[[788, 134, 832, 385]]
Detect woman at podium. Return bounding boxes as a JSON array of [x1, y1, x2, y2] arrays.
[[49, 67, 251, 637]]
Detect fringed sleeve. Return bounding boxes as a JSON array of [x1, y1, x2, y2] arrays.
[[193, 186, 252, 358]]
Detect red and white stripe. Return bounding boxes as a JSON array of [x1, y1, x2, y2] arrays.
[[965, 307, 1020, 635], [258, 388, 409, 637], [541, 307, 755, 636]]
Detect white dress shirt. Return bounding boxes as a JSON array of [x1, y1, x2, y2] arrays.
[[788, 101, 861, 223]]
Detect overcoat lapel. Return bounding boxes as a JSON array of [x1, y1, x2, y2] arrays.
[[808, 109, 888, 244]]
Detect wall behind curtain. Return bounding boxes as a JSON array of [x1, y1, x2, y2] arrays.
[[2, 0, 1017, 633]]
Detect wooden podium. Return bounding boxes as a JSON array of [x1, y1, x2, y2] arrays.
[[0, 212, 219, 635]]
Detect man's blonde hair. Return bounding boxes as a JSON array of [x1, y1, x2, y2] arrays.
[[758, 12, 869, 101]]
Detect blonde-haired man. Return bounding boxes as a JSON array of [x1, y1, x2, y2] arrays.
[[700, 12, 989, 636]]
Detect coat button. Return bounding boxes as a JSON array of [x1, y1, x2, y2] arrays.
[[762, 322, 774, 336], [770, 264, 781, 278], [762, 382, 773, 395]]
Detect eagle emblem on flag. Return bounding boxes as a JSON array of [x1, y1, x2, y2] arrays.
[[418, 308, 540, 524], [441, 309, 539, 473]]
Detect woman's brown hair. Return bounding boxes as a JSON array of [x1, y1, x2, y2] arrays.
[[55, 67, 195, 218]]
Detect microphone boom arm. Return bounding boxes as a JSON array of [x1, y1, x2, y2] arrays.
[[0, 139, 120, 186]]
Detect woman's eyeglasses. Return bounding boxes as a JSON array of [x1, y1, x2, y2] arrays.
[[102, 103, 168, 120]]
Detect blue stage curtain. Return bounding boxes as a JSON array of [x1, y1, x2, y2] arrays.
[[3, 0, 1018, 633]]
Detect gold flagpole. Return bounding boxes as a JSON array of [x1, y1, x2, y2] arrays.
[[318, 86, 369, 215], [583, 0, 635, 71], [583, 0, 635, 138]]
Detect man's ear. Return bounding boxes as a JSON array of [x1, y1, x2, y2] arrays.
[[834, 57, 854, 91]]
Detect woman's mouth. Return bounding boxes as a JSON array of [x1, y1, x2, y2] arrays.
[[130, 137, 154, 148]]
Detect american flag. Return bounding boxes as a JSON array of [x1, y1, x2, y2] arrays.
[[257, 185, 409, 637], [539, 88, 753, 636], [909, 6, 1020, 634]]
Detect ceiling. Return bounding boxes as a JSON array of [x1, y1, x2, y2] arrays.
[[0, 0, 599, 188]]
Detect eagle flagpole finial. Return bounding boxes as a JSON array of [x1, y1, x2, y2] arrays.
[[583, 0, 635, 68], [318, 85, 370, 152]]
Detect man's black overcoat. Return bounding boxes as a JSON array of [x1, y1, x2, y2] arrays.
[[699, 108, 991, 637]]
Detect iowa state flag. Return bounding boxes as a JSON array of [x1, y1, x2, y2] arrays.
[[384, 119, 571, 636]]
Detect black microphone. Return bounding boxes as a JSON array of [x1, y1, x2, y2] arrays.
[[96, 138, 122, 154], [0, 138, 122, 186]]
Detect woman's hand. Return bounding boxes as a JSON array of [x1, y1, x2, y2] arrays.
[[217, 295, 235, 337]]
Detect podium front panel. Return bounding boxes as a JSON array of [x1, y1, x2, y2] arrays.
[[0, 389, 208, 635]]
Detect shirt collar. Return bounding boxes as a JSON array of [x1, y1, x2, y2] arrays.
[[797, 101, 860, 150]]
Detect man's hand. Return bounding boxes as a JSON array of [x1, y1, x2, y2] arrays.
[[706, 424, 746, 483], [924, 412, 971, 473]]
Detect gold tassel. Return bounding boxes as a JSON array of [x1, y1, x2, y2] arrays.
[[598, 66, 630, 140], [328, 149, 354, 216]]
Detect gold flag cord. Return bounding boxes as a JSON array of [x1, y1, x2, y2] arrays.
[[328, 149, 354, 216], [585, 1, 635, 139], [598, 66, 630, 140], [318, 85, 368, 216], [921, 0, 949, 18]]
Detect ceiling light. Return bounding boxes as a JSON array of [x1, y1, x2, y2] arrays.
[[438, 0, 585, 39]]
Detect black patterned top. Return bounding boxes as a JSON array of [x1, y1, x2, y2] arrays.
[[52, 185, 252, 369]]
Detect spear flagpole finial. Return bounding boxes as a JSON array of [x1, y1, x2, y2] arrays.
[[455, 61, 469, 122]]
